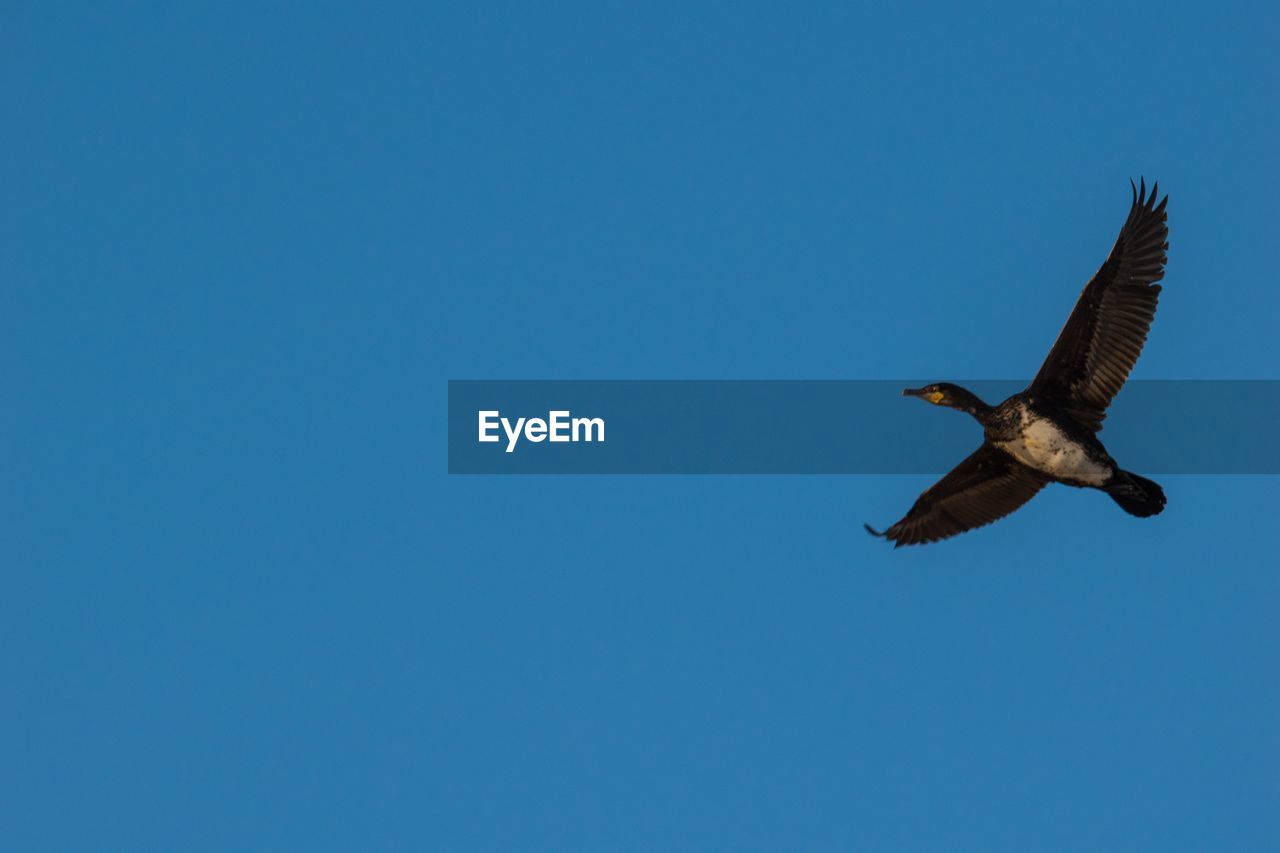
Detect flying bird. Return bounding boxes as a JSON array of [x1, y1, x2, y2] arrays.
[[867, 179, 1169, 546]]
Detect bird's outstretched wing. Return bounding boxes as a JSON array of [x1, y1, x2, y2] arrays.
[[1030, 179, 1169, 431], [866, 445, 1048, 547]]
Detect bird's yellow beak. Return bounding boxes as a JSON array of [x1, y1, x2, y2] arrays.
[[903, 387, 947, 405]]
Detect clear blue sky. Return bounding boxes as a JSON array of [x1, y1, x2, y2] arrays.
[[4, 2, 1278, 850]]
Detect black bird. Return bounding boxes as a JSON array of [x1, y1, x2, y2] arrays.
[[867, 179, 1169, 546]]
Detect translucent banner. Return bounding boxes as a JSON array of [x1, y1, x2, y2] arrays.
[[447, 380, 1279, 474]]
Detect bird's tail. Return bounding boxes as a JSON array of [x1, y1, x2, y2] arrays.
[[1105, 470, 1166, 517]]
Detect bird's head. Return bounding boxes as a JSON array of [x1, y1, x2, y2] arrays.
[[903, 382, 964, 406], [902, 382, 990, 417]]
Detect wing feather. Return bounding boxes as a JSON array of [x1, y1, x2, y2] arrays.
[[867, 445, 1048, 547], [1030, 179, 1169, 431]]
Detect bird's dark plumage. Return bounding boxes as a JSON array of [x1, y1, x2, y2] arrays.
[[869, 180, 1170, 546], [865, 445, 1049, 547], [1031, 178, 1168, 432]]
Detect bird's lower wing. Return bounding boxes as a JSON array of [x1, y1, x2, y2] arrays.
[[866, 445, 1049, 547]]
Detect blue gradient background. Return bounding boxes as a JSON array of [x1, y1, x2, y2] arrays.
[[4, 2, 1278, 850]]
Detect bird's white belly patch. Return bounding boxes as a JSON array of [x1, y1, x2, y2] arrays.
[[997, 417, 1111, 485]]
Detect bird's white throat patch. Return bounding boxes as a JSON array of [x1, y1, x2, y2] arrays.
[[996, 407, 1111, 485]]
